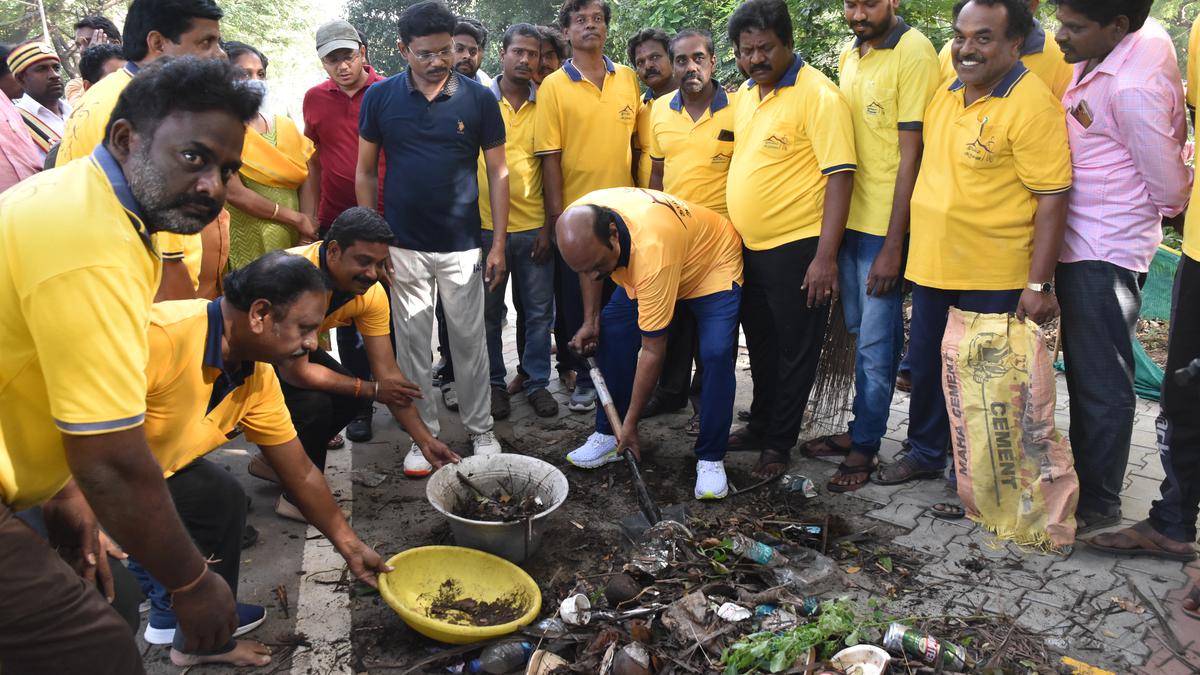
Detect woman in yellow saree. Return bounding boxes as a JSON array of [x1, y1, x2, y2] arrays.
[[225, 42, 319, 270]]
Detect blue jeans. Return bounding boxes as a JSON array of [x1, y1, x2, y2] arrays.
[[594, 285, 741, 461], [482, 230, 554, 391], [905, 284, 1022, 470], [838, 230, 904, 457]]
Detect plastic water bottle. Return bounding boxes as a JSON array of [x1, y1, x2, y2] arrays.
[[729, 534, 788, 566], [472, 641, 534, 674]]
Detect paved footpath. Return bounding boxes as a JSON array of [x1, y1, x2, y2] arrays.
[[137, 319, 1200, 673]]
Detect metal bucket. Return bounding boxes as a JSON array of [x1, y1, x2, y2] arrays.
[[425, 454, 569, 563]]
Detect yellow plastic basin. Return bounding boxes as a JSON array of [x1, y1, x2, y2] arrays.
[[378, 546, 542, 644]]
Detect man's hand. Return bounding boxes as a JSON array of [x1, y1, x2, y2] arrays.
[[336, 538, 393, 589], [866, 243, 903, 297], [802, 254, 839, 307], [417, 436, 461, 469], [375, 373, 423, 407], [618, 423, 642, 462], [1016, 289, 1059, 325], [570, 322, 599, 357], [531, 227, 553, 264], [171, 569, 238, 653], [42, 484, 120, 602], [485, 244, 507, 292]]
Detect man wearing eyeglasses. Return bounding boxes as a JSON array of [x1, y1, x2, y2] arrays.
[[304, 20, 386, 233]]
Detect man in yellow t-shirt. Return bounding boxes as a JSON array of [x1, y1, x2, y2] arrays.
[[1086, 12, 1200, 588], [876, 0, 1070, 489], [59, 0, 225, 301], [557, 188, 743, 500], [476, 25, 560, 420], [127, 254, 390, 669], [257, 209, 458, 484], [535, 0, 642, 412], [627, 28, 676, 188], [724, 0, 857, 479], [819, 2, 939, 492], [937, 0, 1072, 99], [0, 58, 257, 672]]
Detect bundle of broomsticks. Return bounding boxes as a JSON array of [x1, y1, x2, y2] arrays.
[[804, 298, 857, 436]]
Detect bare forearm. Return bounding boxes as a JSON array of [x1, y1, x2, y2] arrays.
[[541, 153, 564, 226], [486, 163, 510, 241], [1029, 193, 1068, 282], [65, 431, 206, 589], [356, 167, 379, 210], [816, 172, 853, 259], [648, 160, 664, 192], [155, 261, 195, 302], [884, 132, 921, 250], [263, 442, 357, 550], [299, 170, 318, 222], [580, 275, 604, 328], [227, 173, 300, 225], [279, 360, 374, 399]]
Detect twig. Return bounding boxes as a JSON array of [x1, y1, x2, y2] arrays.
[[728, 472, 782, 497], [274, 584, 290, 619]]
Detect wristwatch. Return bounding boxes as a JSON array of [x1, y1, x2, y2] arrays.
[[1027, 281, 1055, 294]]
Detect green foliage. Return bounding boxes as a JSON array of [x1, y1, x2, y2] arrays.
[[720, 598, 863, 674]]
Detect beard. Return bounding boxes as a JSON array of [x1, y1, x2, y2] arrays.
[[125, 143, 221, 235], [852, 18, 891, 42]]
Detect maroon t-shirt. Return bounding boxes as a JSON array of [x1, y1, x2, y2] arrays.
[[303, 65, 386, 228]]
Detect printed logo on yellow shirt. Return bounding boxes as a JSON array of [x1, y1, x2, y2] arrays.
[[964, 116, 997, 163], [711, 152, 731, 165], [619, 105, 635, 121], [866, 99, 886, 117], [764, 133, 790, 150]]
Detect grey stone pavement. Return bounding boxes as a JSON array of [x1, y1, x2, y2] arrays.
[[136, 313, 1200, 673]]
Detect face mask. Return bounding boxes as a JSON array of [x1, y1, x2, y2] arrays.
[[241, 78, 269, 99]]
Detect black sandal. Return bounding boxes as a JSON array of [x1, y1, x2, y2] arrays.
[[929, 502, 966, 520], [753, 447, 790, 479], [826, 457, 879, 493], [800, 434, 852, 458]]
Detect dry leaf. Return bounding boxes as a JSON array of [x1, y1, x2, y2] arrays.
[[1109, 596, 1145, 614], [845, 566, 862, 574]]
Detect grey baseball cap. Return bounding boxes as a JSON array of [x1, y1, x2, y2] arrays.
[[316, 20, 362, 58]]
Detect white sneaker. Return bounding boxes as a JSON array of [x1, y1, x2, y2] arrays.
[[567, 432, 620, 469], [694, 460, 729, 500], [471, 430, 502, 456], [403, 442, 434, 477]]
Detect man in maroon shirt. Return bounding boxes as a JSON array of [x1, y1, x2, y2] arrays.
[[302, 20, 386, 442], [303, 20, 385, 230]]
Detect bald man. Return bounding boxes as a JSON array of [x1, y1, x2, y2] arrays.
[[558, 188, 742, 499]]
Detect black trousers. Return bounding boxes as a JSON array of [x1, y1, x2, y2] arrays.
[[1149, 254, 1200, 542], [741, 237, 829, 451], [280, 348, 368, 471]]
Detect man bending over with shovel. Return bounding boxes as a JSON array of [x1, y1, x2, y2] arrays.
[[558, 187, 743, 499]]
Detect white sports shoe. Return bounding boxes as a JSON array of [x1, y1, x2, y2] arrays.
[[403, 442, 434, 477], [567, 432, 620, 469], [694, 460, 729, 500], [471, 430, 502, 456]]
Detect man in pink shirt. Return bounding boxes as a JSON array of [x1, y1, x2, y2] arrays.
[[0, 49, 41, 193], [1053, 0, 1190, 532]]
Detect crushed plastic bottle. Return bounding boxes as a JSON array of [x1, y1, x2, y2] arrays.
[[447, 642, 535, 674]]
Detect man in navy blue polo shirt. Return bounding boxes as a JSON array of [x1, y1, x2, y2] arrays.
[[355, 0, 510, 473]]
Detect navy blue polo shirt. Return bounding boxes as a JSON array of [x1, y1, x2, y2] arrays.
[[359, 69, 505, 252]]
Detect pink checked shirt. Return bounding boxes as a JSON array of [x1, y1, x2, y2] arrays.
[[1061, 19, 1191, 273], [0, 95, 42, 194]]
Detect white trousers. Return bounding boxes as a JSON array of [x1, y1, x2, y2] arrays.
[[388, 247, 493, 436]]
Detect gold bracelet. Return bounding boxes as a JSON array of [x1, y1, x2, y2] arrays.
[[271, 203, 280, 219]]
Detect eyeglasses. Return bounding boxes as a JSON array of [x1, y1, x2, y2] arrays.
[[322, 50, 361, 67], [411, 47, 453, 63]]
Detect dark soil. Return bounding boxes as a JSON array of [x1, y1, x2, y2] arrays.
[[450, 472, 551, 522], [423, 579, 529, 626]]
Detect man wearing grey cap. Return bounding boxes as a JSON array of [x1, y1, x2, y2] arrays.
[[303, 19, 388, 442]]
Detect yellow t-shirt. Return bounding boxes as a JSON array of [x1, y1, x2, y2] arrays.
[[635, 92, 657, 188], [534, 57, 641, 206], [1183, 15, 1200, 260], [648, 86, 736, 217], [568, 187, 744, 334], [478, 79, 543, 233], [145, 299, 297, 476], [838, 21, 940, 236], [907, 63, 1072, 290], [290, 242, 391, 336], [938, 21, 1072, 100], [57, 64, 134, 165], [0, 147, 162, 510], [727, 54, 857, 250]]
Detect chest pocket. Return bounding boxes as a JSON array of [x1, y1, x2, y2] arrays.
[[760, 120, 797, 159], [862, 82, 897, 130], [710, 130, 735, 169], [954, 115, 1009, 171]]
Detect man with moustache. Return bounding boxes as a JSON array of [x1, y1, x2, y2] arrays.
[[454, 17, 492, 85], [936, 0, 1072, 98], [724, 0, 856, 479], [475, 24, 560, 420], [628, 29, 676, 189], [1045, 0, 1188, 536], [815, 0, 939, 492], [304, 19, 387, 443], [8, 43, 71, 162], [536, 0, 641, 416], [876, 0, 1071, 496], [535, 25, 568, 85], [0, 57, 258, 673]]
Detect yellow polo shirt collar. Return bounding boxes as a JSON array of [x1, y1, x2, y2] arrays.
[[666, 82, 729, 115], [563, 55, 616, 81], [91, 144, 154, 251], [946, 59, 1029, 100], [853, 16, 911, 50], [201, 299, 255, 413]]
